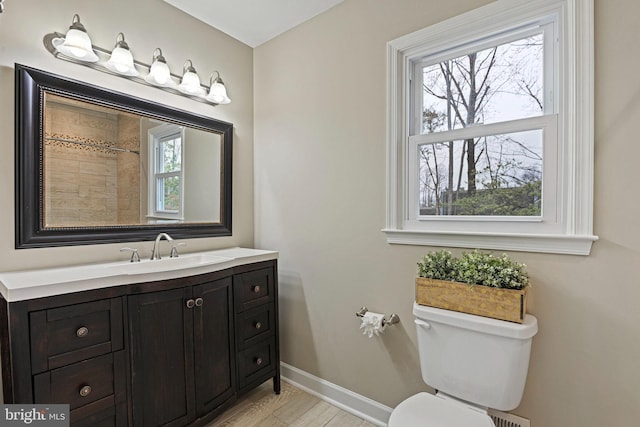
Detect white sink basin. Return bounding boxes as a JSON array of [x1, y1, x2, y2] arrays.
[[0, 247, 279, 302], [110, 254, 232, 275]]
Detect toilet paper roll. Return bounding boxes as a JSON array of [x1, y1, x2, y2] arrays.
[[360, 312, 386, 338]]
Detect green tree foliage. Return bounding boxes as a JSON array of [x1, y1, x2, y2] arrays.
[[453, 180, 541, 216]]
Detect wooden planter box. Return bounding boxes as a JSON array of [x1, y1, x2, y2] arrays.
[[415, 277, 528, 323]]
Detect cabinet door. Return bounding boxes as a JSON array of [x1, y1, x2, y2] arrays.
[[129, 287, 195, 427], [193, 277, 235, 416]]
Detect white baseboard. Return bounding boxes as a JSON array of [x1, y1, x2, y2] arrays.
[[280, 362, 393, 426]]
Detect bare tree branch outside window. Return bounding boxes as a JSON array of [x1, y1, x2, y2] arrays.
[[418, 34, 544, 216]]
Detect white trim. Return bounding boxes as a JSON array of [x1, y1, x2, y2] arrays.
[[385, 0, 597, 255], [280, 362, 393, 426], [147, 124, 185, 220], [383, 228, 597, 256], [408, 115, 555, 146], [414, 22, 553, 91]]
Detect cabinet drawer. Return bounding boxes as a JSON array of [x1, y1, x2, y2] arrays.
[[238, 339, 277, 389], [234, 267, 274, 312], [30, 298, 123, 373], [72, 401, 127, 427], [237, 305, 275, 349], [33, 351, 126, 412]]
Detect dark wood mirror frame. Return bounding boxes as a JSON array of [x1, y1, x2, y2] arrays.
[[15, 64, 233, 248]]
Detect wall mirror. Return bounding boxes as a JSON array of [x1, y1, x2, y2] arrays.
[[15, 64, 233, 248]]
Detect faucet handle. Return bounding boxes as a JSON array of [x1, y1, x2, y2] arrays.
[[120, 247, 140, 262], [170, 243, 186, 258]]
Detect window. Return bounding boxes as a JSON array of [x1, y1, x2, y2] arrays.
[[413, 29, 551, 218], [148, 124, 184, 220], [385, 0, 597, 255]]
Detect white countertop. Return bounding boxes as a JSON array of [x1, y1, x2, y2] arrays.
[[0, 247, 278, 302]]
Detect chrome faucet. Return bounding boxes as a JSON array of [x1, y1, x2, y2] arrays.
[[150, 233, 173, 260]]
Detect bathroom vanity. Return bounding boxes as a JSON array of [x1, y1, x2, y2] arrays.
[[0, 248, 280, 426]]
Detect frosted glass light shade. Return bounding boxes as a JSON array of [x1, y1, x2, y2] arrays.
[[54, 14, 98, 62], [205, 72, 231, 104], [178, 60, 204, 96], [179, 71, 202, 94], [104, 33, 138, 76], [206, 81, 231, 104], [145, 48, 173, 86]]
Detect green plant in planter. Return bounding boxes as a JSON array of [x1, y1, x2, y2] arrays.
[[416, 250, 456, 281], [417, 249, 529, 290]]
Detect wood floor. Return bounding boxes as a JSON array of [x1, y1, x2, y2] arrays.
[[207, 380, 378, 427]]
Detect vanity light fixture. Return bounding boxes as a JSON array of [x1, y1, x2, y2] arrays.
[[104, 33, 138, 76], [178, 60, 205, 96], [52, 14, 99, 62], [144, 48, 174, 87], [206, 71, 231, 105], [43, 14, 231, 105]]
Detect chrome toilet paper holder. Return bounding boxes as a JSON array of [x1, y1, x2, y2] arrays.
[[355, 306, 400, 327]]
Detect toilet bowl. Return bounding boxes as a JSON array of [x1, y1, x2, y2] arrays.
[[388, 392, 495, 426], [388, 303, 538, 426]]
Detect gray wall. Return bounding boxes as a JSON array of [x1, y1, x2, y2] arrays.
[[183, 127, 221, 222]]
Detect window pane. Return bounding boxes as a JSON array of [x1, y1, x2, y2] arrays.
[[418, 129, 542, 216], [158, 176, 180, 212], [421, 34, 543, 134], [160, 137, 181, 173]]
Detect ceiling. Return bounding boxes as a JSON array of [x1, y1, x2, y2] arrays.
[[162, 0, 344, 48]]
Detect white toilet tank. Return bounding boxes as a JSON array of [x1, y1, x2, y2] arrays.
[[413, 302, 538, 411]]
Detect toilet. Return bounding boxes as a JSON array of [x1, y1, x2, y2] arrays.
[[388, 302, 538, 426]]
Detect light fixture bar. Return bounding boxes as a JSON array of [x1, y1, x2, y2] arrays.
[[43, 32, 226, 105]]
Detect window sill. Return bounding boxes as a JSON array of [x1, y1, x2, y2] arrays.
[[382, 228, 598, 255]]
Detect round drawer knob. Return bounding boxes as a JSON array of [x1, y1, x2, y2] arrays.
[[254, 322, 262, 330], [76, 327, 89, 338], [255, 357, 263, 366], [195, 297, 204, 307], [186, 299, 195, 309], [79, 385, 92, 397], [252, 285, 261, 293]]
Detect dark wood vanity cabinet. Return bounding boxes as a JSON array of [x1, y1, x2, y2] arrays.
[[233, 265, 280, 395], [29, 298, 128, 426], [0, 260, 280, 427], [128, 278, 235, 426]]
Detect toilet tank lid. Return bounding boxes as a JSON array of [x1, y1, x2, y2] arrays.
[[413, 302, 538, 339]]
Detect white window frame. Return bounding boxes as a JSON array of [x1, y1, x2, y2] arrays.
[[148, 124, 185, 221], [384, 0, 597, 255]]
